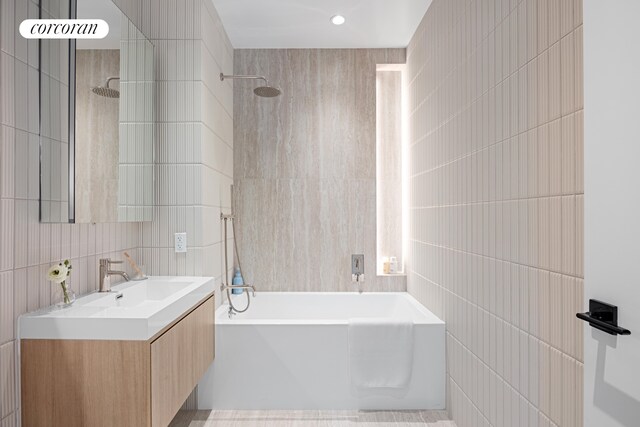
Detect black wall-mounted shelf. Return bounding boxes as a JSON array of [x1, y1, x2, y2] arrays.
[[576, 299, 631, 336]]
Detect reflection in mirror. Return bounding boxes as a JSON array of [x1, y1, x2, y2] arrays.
[[39, 0, 71, 223], [39, 0, 154, 223], [75, 46, 120, 222]]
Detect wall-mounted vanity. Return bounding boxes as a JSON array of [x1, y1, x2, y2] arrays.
[[39, 0, 154, 224], [20, 277, 215, 427]]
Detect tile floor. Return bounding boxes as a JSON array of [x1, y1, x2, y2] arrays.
[[169, 410, 456, 427]]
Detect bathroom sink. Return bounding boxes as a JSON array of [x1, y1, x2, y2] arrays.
[[19, 276, 215, 341], [84, 281, 192, 307]]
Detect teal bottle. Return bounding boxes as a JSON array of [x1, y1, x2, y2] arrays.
[[232, 269, 244, 294]]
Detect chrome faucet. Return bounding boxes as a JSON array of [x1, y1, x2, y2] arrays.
[[99, 258, 130, 292]]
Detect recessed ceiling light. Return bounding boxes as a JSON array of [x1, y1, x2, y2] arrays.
[[330, 15, 346, 26]]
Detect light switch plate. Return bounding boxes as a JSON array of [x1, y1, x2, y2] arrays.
[[175, 233, 187, 253]]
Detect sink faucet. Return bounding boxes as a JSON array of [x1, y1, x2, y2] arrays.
[[99, 258, 130, 292]]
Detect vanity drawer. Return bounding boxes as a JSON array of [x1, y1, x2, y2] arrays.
[[21, 339, 151, 427], [150, 296, 215, 427]]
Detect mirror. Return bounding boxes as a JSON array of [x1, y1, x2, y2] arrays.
[[39, 0, 155, 223]]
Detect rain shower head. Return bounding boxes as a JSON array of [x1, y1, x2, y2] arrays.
[[91, 76, 120, 98], [220, 73, 281, 98], [253, 85, 281, 98]]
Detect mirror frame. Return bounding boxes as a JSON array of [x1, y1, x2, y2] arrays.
[[68, 0, 77, 222], [38, 0, 74, 223]]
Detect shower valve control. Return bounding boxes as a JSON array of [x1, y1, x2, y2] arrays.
[[175, 233, 187, 253], [352, 254, 364, 282]]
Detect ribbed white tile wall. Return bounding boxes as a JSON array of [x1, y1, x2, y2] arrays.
[[118, 13, 155, 222], [0, 0, 233, 423], [406, 1, 584, 426], [113, 0, 234, 298], [199, 0, 234, 295]]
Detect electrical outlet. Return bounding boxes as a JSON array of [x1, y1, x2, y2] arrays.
[[175, 233, 187, 253]]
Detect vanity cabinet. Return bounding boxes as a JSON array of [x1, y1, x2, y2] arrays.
[[21, 295, 214, 427], [150, 296, 214, 427]]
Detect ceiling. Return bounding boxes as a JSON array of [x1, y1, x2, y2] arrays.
[[77, 0, 122, 49], [210, 0, 433, 49]]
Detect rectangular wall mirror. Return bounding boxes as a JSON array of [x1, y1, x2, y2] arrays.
[[39, 0, 155, 223]]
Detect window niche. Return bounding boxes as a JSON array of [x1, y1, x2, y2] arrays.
[[376, 64, 406, 276]]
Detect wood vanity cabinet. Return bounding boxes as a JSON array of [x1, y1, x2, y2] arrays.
[[21, 295, 214, 427]]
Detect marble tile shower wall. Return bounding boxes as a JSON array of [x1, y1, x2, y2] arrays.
[[233, 49, 406, 292], [0, 0, 233, 424], [112, 0, 234, 295], [406, 1, 584, 426], [0, 1, 140, 425]]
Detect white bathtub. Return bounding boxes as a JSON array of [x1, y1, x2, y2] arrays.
[[198, 292, 445, 410]]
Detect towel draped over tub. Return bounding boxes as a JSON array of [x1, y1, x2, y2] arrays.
[[347, 317, 414, 391]]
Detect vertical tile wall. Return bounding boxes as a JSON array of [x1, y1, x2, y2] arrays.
[[113, 0, 234, 299], [0, 1, 141, 425], [406, 1, 584, 426], [117, 14, 155, 222], [198, 0, 234, 289], [0, 0, 233, 423], [233, 49, 406, 292]]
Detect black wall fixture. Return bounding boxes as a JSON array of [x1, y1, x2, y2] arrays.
[[576, 299, 631, 336]]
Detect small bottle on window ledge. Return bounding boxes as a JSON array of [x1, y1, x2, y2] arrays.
[[389, 257, 398, 274], [382, 257, 391, 274]]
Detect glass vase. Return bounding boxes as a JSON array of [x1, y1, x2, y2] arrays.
[[55, 281, 76, 308]]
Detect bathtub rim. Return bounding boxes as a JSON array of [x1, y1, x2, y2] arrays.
[[217, 291, 444, 326]]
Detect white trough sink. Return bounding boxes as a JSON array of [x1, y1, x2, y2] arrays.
[[19, 276, 215, 341]]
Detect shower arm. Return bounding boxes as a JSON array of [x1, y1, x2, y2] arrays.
[[219, 73, 281, 98], [220, 73, 269, 84], [105, 76, 120, 88]]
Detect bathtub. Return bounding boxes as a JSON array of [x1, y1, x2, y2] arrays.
[[197, 292, 445, 410]]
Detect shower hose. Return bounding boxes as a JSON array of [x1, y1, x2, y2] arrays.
[[223, 215, 251, 313]]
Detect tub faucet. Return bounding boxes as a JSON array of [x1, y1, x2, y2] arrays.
[[99, 258, 130, 292], [221, 284, 256, 297]]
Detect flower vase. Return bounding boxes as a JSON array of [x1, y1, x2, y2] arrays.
[[55, 281, 76, 308]]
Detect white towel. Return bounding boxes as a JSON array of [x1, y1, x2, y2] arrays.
[[348, 317, 414, 390]]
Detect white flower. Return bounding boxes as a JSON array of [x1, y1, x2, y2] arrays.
[[47, 263, 68, 284]]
